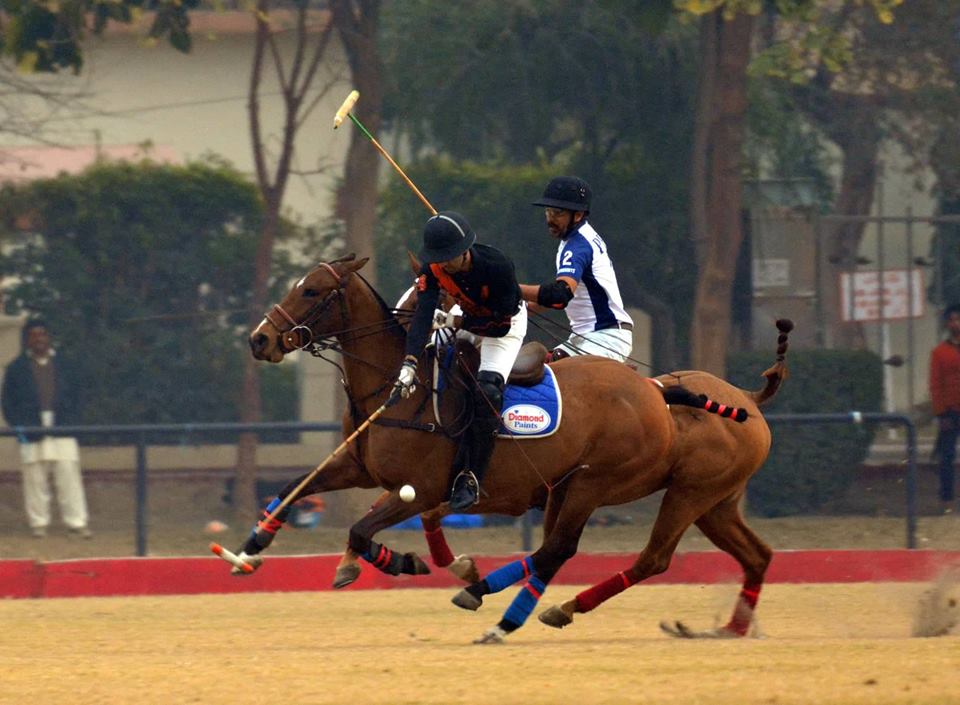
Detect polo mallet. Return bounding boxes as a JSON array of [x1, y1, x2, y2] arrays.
[[210, 392, 400, 570], [333, 89, 437, 216]]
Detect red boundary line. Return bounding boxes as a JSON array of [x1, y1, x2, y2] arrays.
[[2, 550, 959, 599]]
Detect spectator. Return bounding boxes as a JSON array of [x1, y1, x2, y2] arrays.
[[929, 303, 960, 513], [1, 319, 92, 538]]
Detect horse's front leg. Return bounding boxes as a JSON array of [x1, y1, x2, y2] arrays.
[[420, 507, 481, 583], [229, 452, 374, 575], [452, 492, 593, 644], [336, 491, 434, 589]]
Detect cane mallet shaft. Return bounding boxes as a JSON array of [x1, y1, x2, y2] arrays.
[[253, 396, 397, 541], [332, 90, 437, 216]]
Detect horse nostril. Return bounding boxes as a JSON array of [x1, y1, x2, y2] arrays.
[[250, 333, 268, 355]]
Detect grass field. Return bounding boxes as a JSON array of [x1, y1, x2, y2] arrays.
[[2, 584, 958, 705]]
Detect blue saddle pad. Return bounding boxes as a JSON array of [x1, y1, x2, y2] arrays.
[[497, 365, 561, 439], [432, 347, 562, 440]]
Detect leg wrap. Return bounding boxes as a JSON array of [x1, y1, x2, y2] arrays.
[[575, 571, 637, 613], [361, 541, 404, 576], [240, 497, 292, 555], [725, 581, 762, 635], [485, 556, 535, 594], [424, 524, 455, 567], [499, 575, 547, 632]]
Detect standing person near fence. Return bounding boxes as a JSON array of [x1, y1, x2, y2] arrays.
[[519, 176, 633, 362], [929, 303, 960, 514], [1, 319, 92, 538]]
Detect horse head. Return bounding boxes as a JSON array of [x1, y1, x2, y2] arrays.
[[249, 255, 369, 362]]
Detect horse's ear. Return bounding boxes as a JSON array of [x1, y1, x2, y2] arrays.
[[406, 250, 421, 275], [344, 256, 369, 273]]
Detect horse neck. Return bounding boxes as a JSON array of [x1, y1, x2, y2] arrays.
[[337, 276, 405, 409]]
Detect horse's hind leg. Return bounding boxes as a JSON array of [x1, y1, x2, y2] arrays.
[[539, 485, 712, 629], [688, 493, 772, 636]]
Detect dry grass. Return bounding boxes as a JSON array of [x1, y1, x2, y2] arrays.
[[1, 584, 958, 705]]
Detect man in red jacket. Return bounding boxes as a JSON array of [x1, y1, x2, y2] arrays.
[[929, 304, 960, 512]]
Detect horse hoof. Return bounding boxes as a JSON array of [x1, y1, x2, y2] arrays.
[[452, 589, 482, 611], [472, 626, 506, 644], [449, 554, 480, 584], [230, 553, 263, 576], [407, 552, 431, 576], [539, 605, 573, 629], [333, 563, 362, 589]]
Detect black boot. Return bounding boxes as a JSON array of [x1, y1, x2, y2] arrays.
[[449, 371, 503, 511]]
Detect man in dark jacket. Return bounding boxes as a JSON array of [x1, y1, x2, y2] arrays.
[[394, 211, 527, 510], [1, 319, 91, 538]]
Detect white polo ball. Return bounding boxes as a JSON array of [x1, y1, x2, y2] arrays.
[[399, 484, 416, 502]]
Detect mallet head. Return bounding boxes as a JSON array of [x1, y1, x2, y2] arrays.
[[333, 90, 360, 129]]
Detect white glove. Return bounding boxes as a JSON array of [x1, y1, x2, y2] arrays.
[[393, 359, 418, 399], [432, 308, 457, 330]]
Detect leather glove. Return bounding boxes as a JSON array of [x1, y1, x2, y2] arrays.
[[393, 357, 418, 399], [432, 308, 457, 330]]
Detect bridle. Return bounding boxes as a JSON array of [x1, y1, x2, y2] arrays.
[[263, 262, 348, 354]]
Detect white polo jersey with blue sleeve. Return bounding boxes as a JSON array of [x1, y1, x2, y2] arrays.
[[556, 221, 632, 335]]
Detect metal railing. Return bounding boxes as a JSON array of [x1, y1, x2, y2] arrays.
[[0, 411, 920, 555]]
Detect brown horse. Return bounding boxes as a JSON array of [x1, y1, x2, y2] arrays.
[[369, 291, 791, 639], [243, 255, 787, 642]]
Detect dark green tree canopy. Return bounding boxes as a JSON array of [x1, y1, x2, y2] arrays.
[[0, 159, 299, 429]]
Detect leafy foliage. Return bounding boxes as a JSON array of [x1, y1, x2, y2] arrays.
[[0, 159, 302, 437], [727, 349, 884, 516], [0, 0, 198, 73]]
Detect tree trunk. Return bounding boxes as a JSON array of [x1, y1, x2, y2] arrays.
[[332, 0, 383, 284], [689, 10, 755, 376], [233, 205, 280, 520], [820, 113, 882, 349]]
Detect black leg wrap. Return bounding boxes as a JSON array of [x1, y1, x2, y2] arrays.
[[497, 618, 521, 633], [363, 540, 404, 576], [465, 580, 490, 600]]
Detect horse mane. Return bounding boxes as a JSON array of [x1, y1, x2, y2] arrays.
[[351, 270, 406, 342]]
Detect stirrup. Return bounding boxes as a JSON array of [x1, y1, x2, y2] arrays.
[[449, 470, 480, 511]]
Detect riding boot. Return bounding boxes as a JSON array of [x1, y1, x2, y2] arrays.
[[450, 371, 504, 511]]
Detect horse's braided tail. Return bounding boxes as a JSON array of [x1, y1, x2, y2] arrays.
[[748, 318, 794, 406], [661, 385, 749, 423]]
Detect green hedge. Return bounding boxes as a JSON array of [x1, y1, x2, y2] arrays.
[[726, 349, 884, 517]]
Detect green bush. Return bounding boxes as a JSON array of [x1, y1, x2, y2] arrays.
[[726, 349, 884, 516]]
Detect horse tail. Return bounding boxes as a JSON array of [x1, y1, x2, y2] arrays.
[[747, 318, 793, 406], [661, 385, 749, 423]]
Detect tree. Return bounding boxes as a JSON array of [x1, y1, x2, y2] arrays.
[[677, 0, 905, 374], [0, 158, 299, 434], [235, 0, 340, 519]]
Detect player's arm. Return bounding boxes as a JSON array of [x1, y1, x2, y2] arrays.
[[520, 276, 578, 310]]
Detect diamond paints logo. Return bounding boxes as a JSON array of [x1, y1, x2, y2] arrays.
[[501, 404, 551, 434]]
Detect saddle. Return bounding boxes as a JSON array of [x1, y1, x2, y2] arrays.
[[433, 339, 557, 439]]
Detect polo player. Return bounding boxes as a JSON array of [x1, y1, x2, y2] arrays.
[[394, 211, 526, 511]]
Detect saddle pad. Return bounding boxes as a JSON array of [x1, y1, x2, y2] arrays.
[[432, 345, 562, 439], [497, 365, 562, 439]]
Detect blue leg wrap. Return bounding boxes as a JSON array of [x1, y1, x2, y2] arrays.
[[485, 556, 535, 594], [503, 576, 547, 628]]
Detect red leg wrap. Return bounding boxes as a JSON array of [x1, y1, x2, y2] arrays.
[[725, 582, 762, 636], [424, 525, 455, 567], [575, 571, 636, 613]]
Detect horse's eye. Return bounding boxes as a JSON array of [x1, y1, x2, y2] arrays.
[[303, 289, 320, 298]]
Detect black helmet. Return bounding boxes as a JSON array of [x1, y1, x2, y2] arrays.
[[418, 211, 477, 264], [532, 176, 591, 213]]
